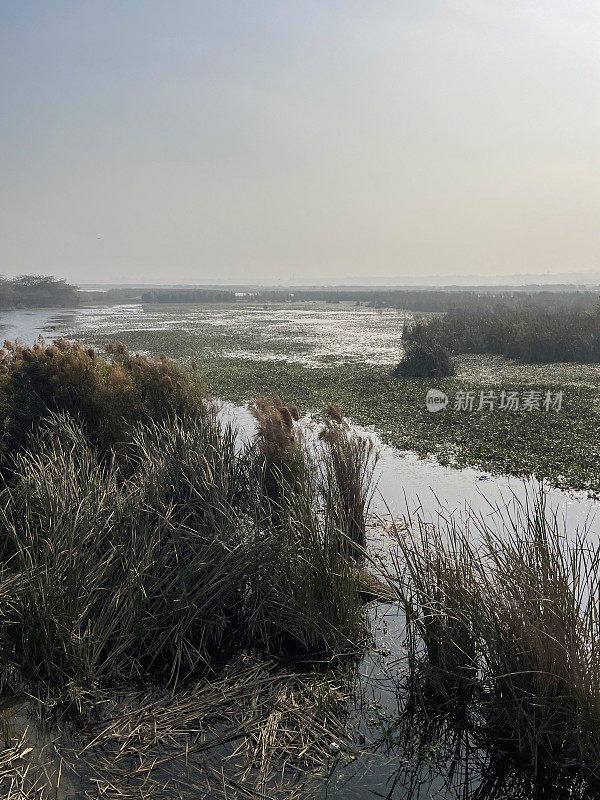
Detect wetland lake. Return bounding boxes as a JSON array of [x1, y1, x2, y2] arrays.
[[3, 299, 600, 492], [1, 301, 600, 799]]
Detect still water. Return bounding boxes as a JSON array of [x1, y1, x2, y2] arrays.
[[3, 301, 597, 531], [0, 301, 410, 366], [1, 304, 598, 798]]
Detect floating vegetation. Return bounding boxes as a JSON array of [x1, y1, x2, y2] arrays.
[[0, 310, 599, 797], [10, 302, 600, 493]]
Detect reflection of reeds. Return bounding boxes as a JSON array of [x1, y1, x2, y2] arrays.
[[385, 489, 600, 789]]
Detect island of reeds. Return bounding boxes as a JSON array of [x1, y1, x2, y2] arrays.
[[0, 339, 383, 797]]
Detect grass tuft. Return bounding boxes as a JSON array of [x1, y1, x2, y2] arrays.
[[394, 341, 456, 378], [385, 488, 600, 784]]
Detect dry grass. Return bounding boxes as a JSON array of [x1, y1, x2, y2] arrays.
[[0, 656, 352, 799], [0, 398, 380, 797]]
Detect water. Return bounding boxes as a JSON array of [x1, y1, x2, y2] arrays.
[[1, 304, 599, 798], [0, 307, 74, 346], [220, 401, 599, 540], [0, 301, 410, 366], [0, 295, 595, 538], [219, 402, 600, 798]]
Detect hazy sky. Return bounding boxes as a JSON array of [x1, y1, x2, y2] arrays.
[[1, 1, 599, 285]]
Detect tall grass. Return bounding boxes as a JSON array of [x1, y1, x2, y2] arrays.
[[245, 398, 370, 653], [0, 338, 206, 472], [0, 414, 255, 692], [0, 347, 381, 795], [404, 303, 600, 363], [0, 402, 374, 707], [317, 406, 379, 559], [247, 488, 367, 658], [131, 414, 247, 533], [251, 396, 310, 523], [385, 490, 600, 785]]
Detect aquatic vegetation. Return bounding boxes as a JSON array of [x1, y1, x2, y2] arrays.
[[0, 349, 379, 796], [0, 402, 374, 704], [8, 300, 600, 493], [0, 338, 207, 469], [201, 355, 600, 495], [250, 395, 310, 522], [404, 303, 600, 363], [70, 301, 408, 368], [253, 288, 598, 313], [393, 341, 456, 378], [383, 490, 600, 792], [2, 306, 600, 796], [317, 405, 379, 559]]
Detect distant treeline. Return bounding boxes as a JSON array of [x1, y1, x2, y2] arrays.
[[404, 303, 600, 363], [256, 289, 598, 312], [141, 289, 237, 303], [3, 278, 596, 318], [0, 276, 79, 310]]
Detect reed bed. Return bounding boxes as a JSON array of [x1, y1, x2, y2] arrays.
[[7, 343, 600, 796], [403, 303, 600, 363], [250, 396, 309, 523], [0, 406, 374, 698], [384, 489, 600, 792], [0, 381, 381, 797], [394, 341, 456, 378], [317, 405, 379, 560]]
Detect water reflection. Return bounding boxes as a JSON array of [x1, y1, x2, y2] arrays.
[[0, 302, 410, 367]]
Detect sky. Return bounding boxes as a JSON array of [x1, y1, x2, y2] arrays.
[[1, 1, 599, 286]]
